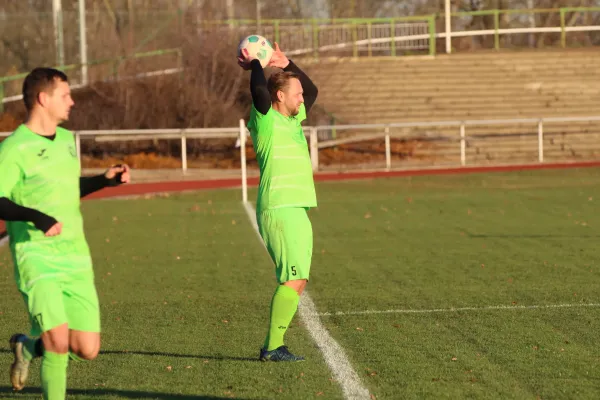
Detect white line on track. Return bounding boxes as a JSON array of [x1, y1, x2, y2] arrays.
[[314, 302, 600, 317]]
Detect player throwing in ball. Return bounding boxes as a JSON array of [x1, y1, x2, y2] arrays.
[[238, 42, 319, 362]]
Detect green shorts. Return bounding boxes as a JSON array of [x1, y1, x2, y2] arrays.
[[12, 240, 101, 336], [257, 207, 313, 284]]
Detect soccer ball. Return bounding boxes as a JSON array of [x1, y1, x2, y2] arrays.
[[238, 35, 274, 68]]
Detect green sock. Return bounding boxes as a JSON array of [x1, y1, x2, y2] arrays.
[[22, 337, 43, 361], [264, 285, 300, 351], [41, 351, 68, 400]]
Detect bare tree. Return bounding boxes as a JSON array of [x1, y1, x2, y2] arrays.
[[0, 1, 57, 73]]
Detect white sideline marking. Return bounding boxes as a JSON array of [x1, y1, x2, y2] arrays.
[[0, 235, 8, 247], [314, 302, 600, 317], [242, 202, 371, 400]]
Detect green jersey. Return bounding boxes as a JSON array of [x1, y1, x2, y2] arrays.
[[247, 103, 317, 211], [0, 125, 99, 337], [0, 124, 87, 248]]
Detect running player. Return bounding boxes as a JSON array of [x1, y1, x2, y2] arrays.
[[0, 67, 130, 399]]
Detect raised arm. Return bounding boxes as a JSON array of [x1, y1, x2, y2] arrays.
[[267, 43, 318, 113], [282, 60, 318, 113], [249, 59, 271, 115], [238, 47, 272, 115]]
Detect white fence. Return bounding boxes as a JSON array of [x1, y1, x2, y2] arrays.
[[3, 115, 600, 197], [307, 116, 600, 170], [0, 116, 600, 201]]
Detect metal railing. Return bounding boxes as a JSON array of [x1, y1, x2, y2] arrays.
[[203, 7, 600, 56], [3, 114, 599, 173], [203, 16, 436, 57], [2, 114, 599, 203], [306, 116, 600, 171], [441, 7, 600, 52]]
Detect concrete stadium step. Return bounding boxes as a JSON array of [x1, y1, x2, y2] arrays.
[[318, 97, 595, 108], [335, 106, 593, 118], [304, 49, 600, 125]]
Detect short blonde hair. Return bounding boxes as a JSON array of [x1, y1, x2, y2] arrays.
[[267, 71, 300, 103]]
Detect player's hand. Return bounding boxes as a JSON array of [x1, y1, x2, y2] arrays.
[[105, 164, 131, 184], [268, 42, 290, 69], [45, 222, 63, 237], [237, 48, 254, 70]]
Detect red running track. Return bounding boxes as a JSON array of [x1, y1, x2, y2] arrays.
[[2, 160, 600, 239]]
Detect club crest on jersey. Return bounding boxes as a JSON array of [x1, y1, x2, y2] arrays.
[[68, 145, 77, 158]]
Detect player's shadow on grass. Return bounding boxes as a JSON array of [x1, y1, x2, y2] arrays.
[[100, 350, 258, 362], [0, 348, 257, 362], [0, 386, 252, 399]]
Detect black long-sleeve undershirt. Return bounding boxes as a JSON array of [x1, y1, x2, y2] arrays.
[[79, 174, 121, 198], [250, 60, 271, 115], [0, 173, 123, 233], [283, 60, 318, 112], [0, 197, 57, 233], [250, 59, 319, 116]]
